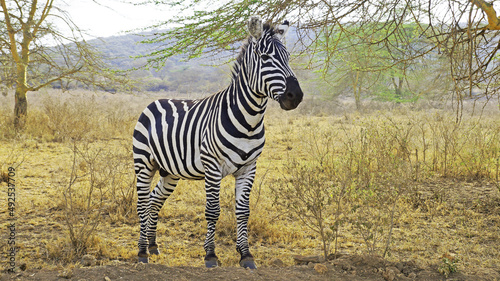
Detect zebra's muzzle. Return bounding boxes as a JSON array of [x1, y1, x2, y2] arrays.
[[279, 76, 303, 110]]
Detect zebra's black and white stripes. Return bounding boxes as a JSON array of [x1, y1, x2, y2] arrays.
[[132, 16, 303, 269]]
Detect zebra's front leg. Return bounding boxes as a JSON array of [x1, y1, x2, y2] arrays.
[[203, 170, 222, 268], [147, 175, 179, 256], [234, 164, 257, 269]]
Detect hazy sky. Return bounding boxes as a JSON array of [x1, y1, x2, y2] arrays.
[[63, 0, 170, 38], [58, 1, 500, 39]]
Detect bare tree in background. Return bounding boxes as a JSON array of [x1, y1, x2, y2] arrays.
[[139, 0, 500, 113], [0, 0, 129, 129]]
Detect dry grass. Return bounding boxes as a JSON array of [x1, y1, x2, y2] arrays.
[[0, 90, 499, 276]]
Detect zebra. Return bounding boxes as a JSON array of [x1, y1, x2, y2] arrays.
[[132, 16, 303, 269]]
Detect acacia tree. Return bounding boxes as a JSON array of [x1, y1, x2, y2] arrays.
[[322, 27, 381, 109], [140, 0, 500, 111], [321, 22, 430, 108], [0, 0, 128, 129]]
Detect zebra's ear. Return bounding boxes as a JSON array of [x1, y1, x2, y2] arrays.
[[275, 20, 289, 41], [248, 16, 263, 41]]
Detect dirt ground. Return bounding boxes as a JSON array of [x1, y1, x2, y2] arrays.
[[2, 254, 496, 281]]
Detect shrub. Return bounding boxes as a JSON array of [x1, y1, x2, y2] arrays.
[[59, 139, 136, 260]]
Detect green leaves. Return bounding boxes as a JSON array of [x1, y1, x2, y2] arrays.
[[136, 0, 294, 67], [136, 0, 500, 104]]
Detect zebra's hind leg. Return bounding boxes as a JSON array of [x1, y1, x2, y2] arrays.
[[147, 174, 179, 256], [135, 165, 157, 263]]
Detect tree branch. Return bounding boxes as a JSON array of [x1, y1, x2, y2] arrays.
[[32, 0, 53, 38], [28, 65, 84, 92], [0, 0, 21, 63], [470, 0, 500, 30]]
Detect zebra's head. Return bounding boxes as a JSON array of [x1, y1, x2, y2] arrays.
[[244, 16, 303, 110]]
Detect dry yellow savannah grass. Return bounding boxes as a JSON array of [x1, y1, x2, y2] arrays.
[[0, 89, 499, 277]]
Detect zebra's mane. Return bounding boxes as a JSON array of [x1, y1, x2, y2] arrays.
[[231, 23, 275, 81]]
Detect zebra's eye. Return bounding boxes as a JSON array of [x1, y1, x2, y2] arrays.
[[260, 54, 271, 61]]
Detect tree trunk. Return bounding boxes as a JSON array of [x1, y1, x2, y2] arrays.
[[14, 86, 28, 129], [14, 63, 29, 130], [392, 76, 403, 100], [353, 71, 362, 110], [398, 77, 403, 97]]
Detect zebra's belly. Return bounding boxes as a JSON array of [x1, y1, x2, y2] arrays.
[[151, 134, 265, 180], [176, 159, 205, 180], [152, 145, 205, 180]]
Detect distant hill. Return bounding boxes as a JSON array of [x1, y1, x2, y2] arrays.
[[87, 31, 233, 93], [86, 27, 304, 93]]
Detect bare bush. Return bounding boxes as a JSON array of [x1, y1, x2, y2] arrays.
[[338, 121, 412, 257], [271, 115, 416, 259], [59, 139, 135, 260], [62, 141, 105, 258], [271, 158, 336, 260]]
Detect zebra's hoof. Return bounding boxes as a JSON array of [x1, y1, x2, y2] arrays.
[[138, 256, 149, 263], [205, 258, 219, 268], [204, 252, 219, 268], [148, 245, 160, 255], [240, 257, 257, 269]]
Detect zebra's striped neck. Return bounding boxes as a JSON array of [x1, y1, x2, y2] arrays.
[[221, 64, 267, 133], [236, 37, 271, 97]]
